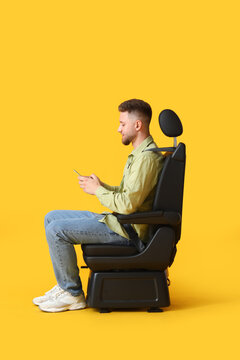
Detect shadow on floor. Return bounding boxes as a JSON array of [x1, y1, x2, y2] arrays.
[[167, 282, 234, 311]]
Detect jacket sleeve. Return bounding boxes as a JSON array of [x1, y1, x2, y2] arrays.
[[102, 182, 120, 193], [96, 155, 161, 214]]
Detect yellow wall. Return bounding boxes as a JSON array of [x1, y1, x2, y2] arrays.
[[1, 1, 239, 359]]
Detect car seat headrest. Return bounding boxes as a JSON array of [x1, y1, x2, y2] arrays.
[[159, 109, 183, 137]]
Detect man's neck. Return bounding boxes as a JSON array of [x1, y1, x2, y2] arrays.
[[132, 132, 151, 149]]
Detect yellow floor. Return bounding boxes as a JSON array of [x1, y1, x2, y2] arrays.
[[1, 224, 239, 360]]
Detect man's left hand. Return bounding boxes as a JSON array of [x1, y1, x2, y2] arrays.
[[78, 174, 101, 195]]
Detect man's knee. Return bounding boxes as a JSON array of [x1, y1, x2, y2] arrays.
[[44, 210, 59, 228], [45, 220, 64, 242]]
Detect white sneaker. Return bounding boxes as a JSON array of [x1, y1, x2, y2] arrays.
[[32, 284, 62, 305], [38, 290, 87, 312]]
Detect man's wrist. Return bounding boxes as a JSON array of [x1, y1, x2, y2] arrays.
[[94, 185, 101, 195], [95, 185, 106, 197]]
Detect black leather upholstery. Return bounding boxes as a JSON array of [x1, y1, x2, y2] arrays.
[[117, 210, 181, 226], [82, 226, 176, 271], [159, 109, 183, 137], [82, 244, 137, 256]]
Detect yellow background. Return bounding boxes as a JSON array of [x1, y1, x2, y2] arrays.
[[1, 0, 240, 359]]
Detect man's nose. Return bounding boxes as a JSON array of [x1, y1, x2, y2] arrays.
[[117, 126, 121, 133]]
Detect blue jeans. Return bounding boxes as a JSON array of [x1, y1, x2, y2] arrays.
[[44, 210, 129, 296]]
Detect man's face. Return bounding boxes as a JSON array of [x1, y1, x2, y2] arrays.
[[118, 111, 137, 145]]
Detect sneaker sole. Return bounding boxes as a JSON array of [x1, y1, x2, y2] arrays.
[[33, 299, 48, 306], [39, 303, 87, 313]]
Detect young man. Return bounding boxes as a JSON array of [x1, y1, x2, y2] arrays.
[[33, 99, 164, 312]]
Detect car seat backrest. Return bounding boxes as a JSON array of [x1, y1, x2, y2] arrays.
[[148, 143, 186, 243], [153, 143, 186, 214], [146, 109, 186, 243]]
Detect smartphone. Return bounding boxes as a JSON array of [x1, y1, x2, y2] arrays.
[[74, 169, 92, 179], [73, 169, 82, 176]]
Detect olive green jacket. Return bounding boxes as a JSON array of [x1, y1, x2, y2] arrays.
[[95, 136, 164, 242]]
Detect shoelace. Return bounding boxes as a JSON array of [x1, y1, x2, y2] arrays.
[[45, 285, 60, 296], [50, 288, 66, 300]]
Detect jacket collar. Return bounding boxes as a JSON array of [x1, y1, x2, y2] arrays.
[[129, 135, 155, 157]]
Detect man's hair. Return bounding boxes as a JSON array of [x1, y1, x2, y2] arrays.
[[118, 99, 152, 126]]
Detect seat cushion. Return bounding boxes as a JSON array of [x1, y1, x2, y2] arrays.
[[81, 244, 138, 256]]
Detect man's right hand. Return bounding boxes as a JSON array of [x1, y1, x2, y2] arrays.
[[78, 175, 104, 186], [78, 174, 101, 195]]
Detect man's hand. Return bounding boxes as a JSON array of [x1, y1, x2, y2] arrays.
[[78, 174, 101, 195]]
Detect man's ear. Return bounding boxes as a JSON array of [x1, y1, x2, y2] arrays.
[[135, 120, 142, 131]]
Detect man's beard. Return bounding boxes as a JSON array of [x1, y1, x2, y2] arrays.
[[122, 134, 135, 145], [122, 138, 131, 145]]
